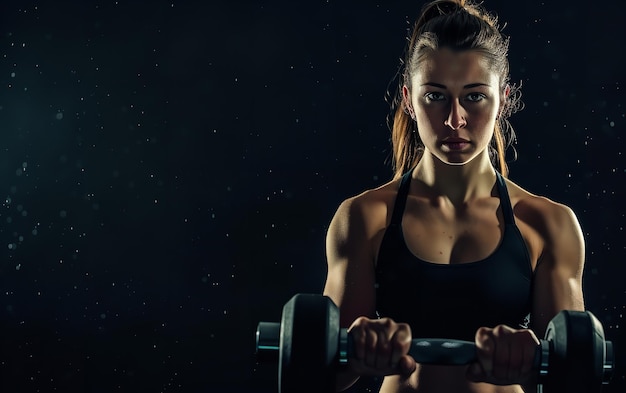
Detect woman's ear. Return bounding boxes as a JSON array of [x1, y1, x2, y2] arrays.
[[402, 85, 416, 120]]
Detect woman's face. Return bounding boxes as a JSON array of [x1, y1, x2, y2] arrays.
[[404, 48, 503, 167]]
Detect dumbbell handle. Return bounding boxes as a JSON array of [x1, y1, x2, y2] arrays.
[[257, 322, 548, 374], [343, 332, 483, 365]]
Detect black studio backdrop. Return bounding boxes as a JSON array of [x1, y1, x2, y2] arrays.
[[0, 1, 624, 392]]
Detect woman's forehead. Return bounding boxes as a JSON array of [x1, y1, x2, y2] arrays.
[[413, 48, 498, 87]]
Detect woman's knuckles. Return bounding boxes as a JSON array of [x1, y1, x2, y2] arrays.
[[347, 317, 416, 376], [473, 326, 542, 385]]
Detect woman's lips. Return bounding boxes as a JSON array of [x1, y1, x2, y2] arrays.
[[442, 139, 470, 150]]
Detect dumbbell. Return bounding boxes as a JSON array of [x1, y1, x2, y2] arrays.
[[256, 293, 614, 393]]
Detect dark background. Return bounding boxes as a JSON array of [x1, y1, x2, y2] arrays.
[[0, 1, 624, 392]]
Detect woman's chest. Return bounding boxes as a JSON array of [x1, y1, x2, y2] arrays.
[[400, 198, 504, 264]]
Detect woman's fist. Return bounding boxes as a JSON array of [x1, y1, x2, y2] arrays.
[[467, 325, 540, 386], [348, 317, 416, 377]]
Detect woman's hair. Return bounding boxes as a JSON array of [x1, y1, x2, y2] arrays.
[[387, 0, 523, 179]]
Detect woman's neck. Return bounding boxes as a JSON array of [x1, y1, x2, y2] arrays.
[[413, 151, 497, 207]]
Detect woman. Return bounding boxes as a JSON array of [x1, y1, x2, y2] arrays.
[[322, 1, 585, 392]]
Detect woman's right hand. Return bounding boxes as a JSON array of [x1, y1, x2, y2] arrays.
[[348, 316, 417, 377]]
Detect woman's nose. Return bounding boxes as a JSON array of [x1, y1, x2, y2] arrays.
[[444, 99, 467, 130]]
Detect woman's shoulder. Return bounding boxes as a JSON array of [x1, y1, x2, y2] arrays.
[[337, 178, 400, 213], [504, 177, 581, 235], [330, 178, 401, 232]]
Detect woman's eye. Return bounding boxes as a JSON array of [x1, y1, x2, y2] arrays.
[[466, 93, 486, 102], [424, 92, 446, 102]]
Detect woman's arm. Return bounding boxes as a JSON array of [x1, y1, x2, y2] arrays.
[[324, 197, 378, 327], [523, 200, 586, 392], [530, 200, 586, 336], [323, 197, 378, 391]]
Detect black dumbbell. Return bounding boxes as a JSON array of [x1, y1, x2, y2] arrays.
[[256, 293, 614, 393]]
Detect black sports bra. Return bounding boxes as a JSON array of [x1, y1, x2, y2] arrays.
[[375, 171, 534, 341]]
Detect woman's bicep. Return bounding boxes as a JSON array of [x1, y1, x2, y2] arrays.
[[323, 199, 377, 328], [531, 204, 585, 336]]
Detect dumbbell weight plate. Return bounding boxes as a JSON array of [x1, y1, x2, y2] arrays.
[[279, 294, 340, 393], [543, 310, 606, 393]]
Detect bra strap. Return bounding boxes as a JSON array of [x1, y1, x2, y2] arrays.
[[390, 170, 413, 226], [495, 172, 516, 225]]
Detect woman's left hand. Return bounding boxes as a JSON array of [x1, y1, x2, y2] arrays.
[[466, 325, 540, 386]]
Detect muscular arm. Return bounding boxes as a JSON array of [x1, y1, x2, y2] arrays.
[[524, 201, 585, 392], [530, 202, 585, 335], [323, 197, 379, 391]]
